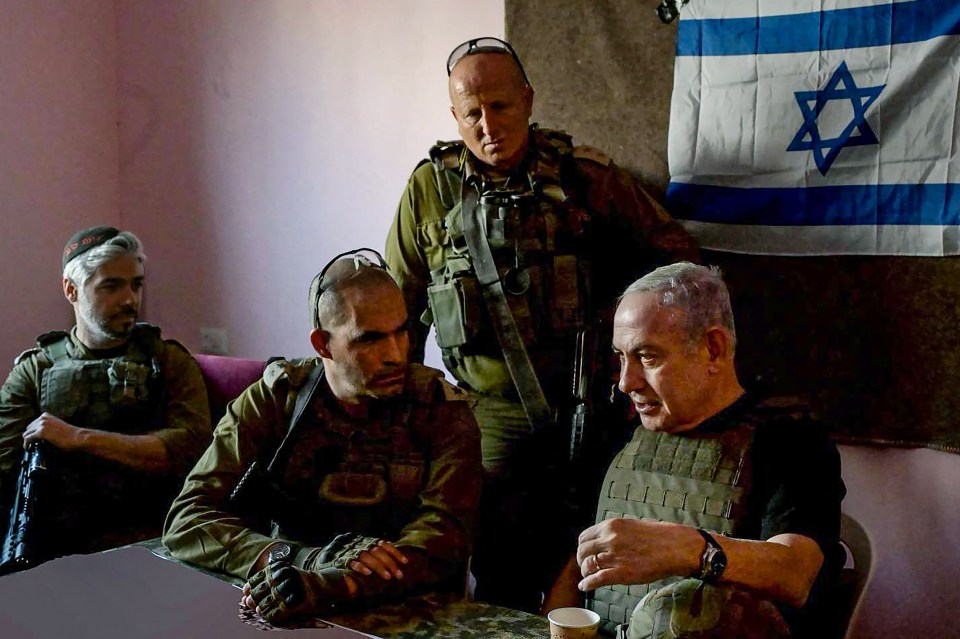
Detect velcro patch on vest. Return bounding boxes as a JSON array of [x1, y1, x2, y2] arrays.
[[262, 360, 291, 389]]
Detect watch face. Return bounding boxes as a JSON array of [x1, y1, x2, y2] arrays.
[[268, 543, 292, 564], [697, 529, 727, 582], [710, 548, 728, 578]]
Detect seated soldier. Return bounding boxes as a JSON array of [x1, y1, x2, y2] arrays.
[[162, 249, 482, 624], [544, 262, 845, 638], [0, 226, 211, 569]]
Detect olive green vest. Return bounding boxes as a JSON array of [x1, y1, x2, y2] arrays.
[[586, 423, 756, 632], [423, 126, 594, 399], [262, 361, 454, 546], [28, 323, 170, 555], [37, 323, 165, 433]]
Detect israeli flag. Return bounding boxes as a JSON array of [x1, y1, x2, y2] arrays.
[[666, 0, 960, 255]]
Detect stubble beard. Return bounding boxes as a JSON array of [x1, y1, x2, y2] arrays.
[[78, 299, 136, 344]]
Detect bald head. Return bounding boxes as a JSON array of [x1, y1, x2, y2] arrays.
[[448, 51, 529, 97], [315, 260, 400, 331], [449, 52, 534, 170]]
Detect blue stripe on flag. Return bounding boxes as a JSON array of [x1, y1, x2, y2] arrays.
[[666, 182, 960, 226], [677, 0, 960, 57]]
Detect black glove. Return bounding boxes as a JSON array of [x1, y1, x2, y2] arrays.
[[294, 532, 385, 571], [246, 555, 351, 624]]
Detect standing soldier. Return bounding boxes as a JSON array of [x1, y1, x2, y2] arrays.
[[385, 37, 699, 611]]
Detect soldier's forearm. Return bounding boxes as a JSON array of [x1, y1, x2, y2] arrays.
[[73, 429, 170, 472]]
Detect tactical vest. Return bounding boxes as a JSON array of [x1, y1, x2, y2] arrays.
[[37, 323, 165, 433], [587, 422, 756, 633], [423, 126, 594, 399], [28, 323, 170, 555], [263, 361, 441, 545]]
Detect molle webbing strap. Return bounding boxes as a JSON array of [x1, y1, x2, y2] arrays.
[[266, 362, 327, 474], [429, 141, 464, 210], [587, 425, 754, 630], [37, 333, 71, 363], [460, 180, 554, 433]]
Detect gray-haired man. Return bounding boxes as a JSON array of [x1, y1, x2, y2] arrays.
[[544, 262, 845, 638], [0, 225, 211, 567]]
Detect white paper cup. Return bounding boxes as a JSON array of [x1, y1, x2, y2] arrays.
[[547, 607, 601, 639]]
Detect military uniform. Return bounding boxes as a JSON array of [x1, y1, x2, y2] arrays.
[[161, 359, 482, 602], [0, 323, 211, 555], [589, 394, 846, 637], [385, 125, 699, 610]]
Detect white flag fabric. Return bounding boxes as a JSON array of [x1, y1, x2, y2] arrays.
[[666, 0, 960, 255]]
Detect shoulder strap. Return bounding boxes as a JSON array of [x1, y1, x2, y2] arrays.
[[36, 331, 71, 362], [429, 140, 464, 210], [459, 180, 555, 433], [265, 361, 326, 473]]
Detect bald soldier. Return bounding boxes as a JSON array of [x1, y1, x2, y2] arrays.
[[385, 37, 699, 610], [163, 250, 481, 623]]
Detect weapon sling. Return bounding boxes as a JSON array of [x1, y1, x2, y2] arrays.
[[228, 362, 326, 509], [460, 180, 555, 432]]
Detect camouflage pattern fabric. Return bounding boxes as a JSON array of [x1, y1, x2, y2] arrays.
[[327, 592, 548, 638], [147, 543, 547, 638]]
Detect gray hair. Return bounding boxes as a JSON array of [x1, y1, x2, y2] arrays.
[[621, 262, 737, 350], [62, 231, 145, 287]]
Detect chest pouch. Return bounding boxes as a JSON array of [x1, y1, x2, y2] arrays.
[[40, 364, 92, 421], [107, 360, 152, 406], [426, 254, 483, 350]]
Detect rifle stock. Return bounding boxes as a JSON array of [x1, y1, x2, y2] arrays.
[[1, 442, 50, 575]]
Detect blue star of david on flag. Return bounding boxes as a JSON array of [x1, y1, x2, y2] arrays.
[[787, 61, 885, 176]]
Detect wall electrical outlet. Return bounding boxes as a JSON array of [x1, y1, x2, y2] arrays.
[[199, 327, 229, 355]]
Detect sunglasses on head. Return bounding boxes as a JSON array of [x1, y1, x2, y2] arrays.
[[446, 36, 530, 86], [308, 248, 388, 329]]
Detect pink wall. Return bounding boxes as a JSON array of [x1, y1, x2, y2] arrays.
[[115, 0, 504, 364], [839, 445, 960, 638], [0, 0, 121, 368]]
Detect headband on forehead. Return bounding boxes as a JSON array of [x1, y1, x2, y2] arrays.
[[62, 225, 121, 268], [308, 248, 389, 329]]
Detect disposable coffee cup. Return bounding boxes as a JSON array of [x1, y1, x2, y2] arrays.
[[547, 607, 601, 639]]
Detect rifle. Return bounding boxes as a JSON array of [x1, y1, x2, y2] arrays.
[[1, 442, 50, 575], [569, 329, 593, 464]]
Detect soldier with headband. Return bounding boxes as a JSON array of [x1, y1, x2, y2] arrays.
[[0, 226, 211, 569]]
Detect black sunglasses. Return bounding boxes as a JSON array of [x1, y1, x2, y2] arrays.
[[446, 36, 530, 86], [308, 248, 388, 329]]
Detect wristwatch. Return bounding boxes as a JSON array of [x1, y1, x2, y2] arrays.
[[696, 529, 727, 583], [268, 542, 293, 565]]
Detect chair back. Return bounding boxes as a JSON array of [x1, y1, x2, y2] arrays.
[[193, 354, 266, 425], [836, 511, 875, 639]]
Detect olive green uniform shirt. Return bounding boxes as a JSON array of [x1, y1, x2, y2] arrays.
[[162, 360, 482, 596], [0, 327, 212, 496], [385, 127, 700, 396]]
